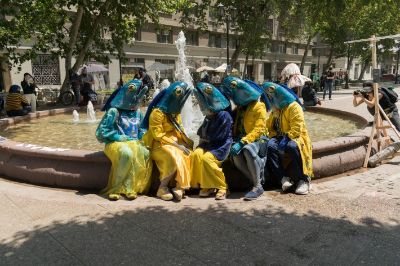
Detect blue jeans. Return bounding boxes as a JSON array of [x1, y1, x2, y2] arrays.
[[266, 137, 307, 185], [323, 81, 333, 99]]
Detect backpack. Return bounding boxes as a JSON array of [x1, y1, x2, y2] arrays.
[[380, 87, 398, 104]]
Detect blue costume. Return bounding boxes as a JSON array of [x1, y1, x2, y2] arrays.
[[221, 76, 269, 200], [190, 82, 233, 200], [96, 79, 152, 200]]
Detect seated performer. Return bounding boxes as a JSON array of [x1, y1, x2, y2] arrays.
[[262, 82, 313, 195], [142, 81, 193, 201], [96, 79, 152, 200], [190, 82, 233, 200], [221, 76, 268, 200]]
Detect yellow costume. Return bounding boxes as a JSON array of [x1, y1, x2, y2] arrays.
[[235, 101, 269, 144], [191, 148, 226, 190], [266, 101, 313, 177], [142, 108, 191, 189], [102, 141, 152, 197]]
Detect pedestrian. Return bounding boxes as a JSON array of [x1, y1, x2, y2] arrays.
[[323, 67, 335, 100], [302, 81, 321, 107], [20, 73, 37, 112], [5, 85, 31, 117], [353, 83, 400, 132], [69, 69, 81, 105], [79, 66, 97, 106]]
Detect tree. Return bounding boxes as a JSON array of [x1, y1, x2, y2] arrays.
[[0, 0, 189, 91]]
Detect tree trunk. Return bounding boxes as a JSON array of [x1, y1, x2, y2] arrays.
[[325, 44, 334, 70], [358, 58, 370, 81], [230, 42, 241, 67], [345, 55, 354, 89], [300, 34, 313, 73], [242, 54, 249, 79], [251, 55, 256, 80], [60, 5, 85, 93]]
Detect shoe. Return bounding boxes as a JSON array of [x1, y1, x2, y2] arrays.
[[215, 189, 227, 200], [329, 98, 332, 100], [108, 194, 120, 201], [125, 192, 137, 200], [295, 180, 310, 195], [199, 188, 215, 197], [157, 187, 173, 201], [244, 186, 264, 201], [172, 188, 183, 201], [281, 176, 293, 192]]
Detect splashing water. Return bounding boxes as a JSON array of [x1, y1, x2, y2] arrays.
[[175, 31, 203, 135], [72, 110, 80, 122], [152, 79, 170, 99], [86, 101, 96, 122]]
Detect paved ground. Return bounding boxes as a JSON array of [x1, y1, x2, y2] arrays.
[[1, 84, 400, 265]]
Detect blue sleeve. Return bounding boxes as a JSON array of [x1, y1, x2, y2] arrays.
[[95, 108, 125, 143], [212, 111, 233, 142]]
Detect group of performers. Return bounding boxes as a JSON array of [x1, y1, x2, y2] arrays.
[[96, 75, 313, 201]]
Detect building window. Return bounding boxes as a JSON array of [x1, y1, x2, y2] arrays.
[[31, 54, 61, 85], [157, 29, 173, 44], [186, 31, 199, 46], [155, 59, 175, 80], [266, 19, 274, 33], [134, 28, 141, 41], [278, 43, 286, 54], [291, 44, 298, 54], [209, 33, 222, 48]]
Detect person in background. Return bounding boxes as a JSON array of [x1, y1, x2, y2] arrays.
[[20, 73, 37, 112], [200, 70, 210, 83], [79, 66, 97, 106], [323, 67, 335, 100], [302, 81, 322, 107], [6, 85, 31, 117], [69, 69, 81, 105], [136, 68, 154, 101], [353, 83, 400, 132]]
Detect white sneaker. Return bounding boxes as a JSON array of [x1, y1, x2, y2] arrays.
[[295, 180, 310, 195], [281, 176, 293, 192]]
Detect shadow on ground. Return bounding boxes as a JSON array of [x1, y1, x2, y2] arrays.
[[0, 204, 399, 265]]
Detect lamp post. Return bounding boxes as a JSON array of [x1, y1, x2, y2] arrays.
[[218, 3, 232, 73]]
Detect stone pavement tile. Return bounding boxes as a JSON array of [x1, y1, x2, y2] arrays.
[[45, 211, 204, 265], [0, 226, 82, 266]]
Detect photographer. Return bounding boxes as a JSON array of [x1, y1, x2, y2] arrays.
[[353, 83, 400, 132]]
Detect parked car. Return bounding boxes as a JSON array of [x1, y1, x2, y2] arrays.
[[381, 74, 395, 82]]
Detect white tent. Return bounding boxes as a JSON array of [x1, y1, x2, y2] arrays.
[[196, 65, 215, 72]]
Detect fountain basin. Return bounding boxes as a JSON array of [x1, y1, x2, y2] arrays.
[[0, 106, 369, 190]]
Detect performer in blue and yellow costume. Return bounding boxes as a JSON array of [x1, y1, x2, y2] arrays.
[[190, 82, 233, 200], [262, 82, 313, 195], [96, 79, 152, 200], [221, 76, 269, 200], [142, 81, 193, 201]]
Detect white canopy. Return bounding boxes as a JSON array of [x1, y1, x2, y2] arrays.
[[196, 65, 215, 72]]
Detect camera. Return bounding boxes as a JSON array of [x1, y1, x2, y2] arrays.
[[353, 89, 368, 98]]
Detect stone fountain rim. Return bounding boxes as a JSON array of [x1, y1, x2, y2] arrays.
[[0, 106, 369, 162]]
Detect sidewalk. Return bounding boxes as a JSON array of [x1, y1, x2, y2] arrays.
[[0, 91, 399, 265]]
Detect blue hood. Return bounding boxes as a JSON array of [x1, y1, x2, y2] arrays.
[[221, 76, 261, 106], [194, 82, 230, 113]]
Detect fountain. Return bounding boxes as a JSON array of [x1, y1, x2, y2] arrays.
[[86, 101, 96, 122], [72, 110, 80, 122], [175, 31, 204, 135]]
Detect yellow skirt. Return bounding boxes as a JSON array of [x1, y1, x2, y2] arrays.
[[190, 148, 227, 190], [151, 144, 191, 189], [101, 141, 152, 196]]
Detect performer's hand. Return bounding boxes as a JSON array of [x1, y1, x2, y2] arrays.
[[230, 141, 244, 156], [278, 135, 290, 151]]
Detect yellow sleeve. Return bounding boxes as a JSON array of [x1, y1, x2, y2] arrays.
[[241, 102, 268, 144], [148, 109, 176, 145], [286, 102, 304, 140], [266, 112, 277, 138]]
